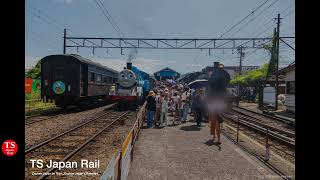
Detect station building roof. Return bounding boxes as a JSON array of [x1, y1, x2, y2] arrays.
[[154, 67, 180, 77], [272, 62, 295, 75]]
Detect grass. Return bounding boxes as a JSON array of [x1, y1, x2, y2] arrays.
[[25, 92, 59, 117]]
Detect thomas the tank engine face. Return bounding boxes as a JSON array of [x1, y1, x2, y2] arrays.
[[118, 69, 136, 88]]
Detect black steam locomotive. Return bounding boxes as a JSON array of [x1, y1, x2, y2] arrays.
[[41, 54, 118, 108]]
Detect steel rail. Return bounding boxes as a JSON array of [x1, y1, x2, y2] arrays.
[[222, 113, 295, 147], [231, 110, 295, 138], [25, 115, 60, 125], [234, 106, 295, 125], [37, 111, 129, 180], [25, 111, 112, 153]]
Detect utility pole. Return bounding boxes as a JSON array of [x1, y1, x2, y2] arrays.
[[237, 46, 245, 104], [238, 46, 245, 75], [275, 14, 281, 110], [63, 28, 66, 54]]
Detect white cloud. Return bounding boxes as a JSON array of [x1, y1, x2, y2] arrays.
[[143, 17, 153, 21], [185, 63, 203, 67], [167, 60, 177, 64], [53, 0, 73, 4]]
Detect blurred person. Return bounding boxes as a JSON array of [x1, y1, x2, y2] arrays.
[[193, 89, 205, 126], [155, 91, 162, 125], [207, 62, 230, 145], [174, 91, 182, 124], [181, 88, 190, 123], [146, 91, 156, 128], [190, 88, 197, 116], [160, 92, 169, 127], [169, 95, 175, 116], [178, 90, 185, 122], [207, 97, 225, 145]]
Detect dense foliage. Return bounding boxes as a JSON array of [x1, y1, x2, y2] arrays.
[[230, 63, 268, 86], [26, 60, 41, 79]]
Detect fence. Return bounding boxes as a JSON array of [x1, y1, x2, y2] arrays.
[[221, 114, 295, 179], [100, 102, 146, 180]]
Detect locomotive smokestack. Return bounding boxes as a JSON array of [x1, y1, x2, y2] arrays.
[[127, 62, 132, 70], [127, 48, 137, 70]]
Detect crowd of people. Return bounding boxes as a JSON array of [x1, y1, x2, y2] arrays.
[[145, 80, 226, 145], [146, 81, 192, 128]]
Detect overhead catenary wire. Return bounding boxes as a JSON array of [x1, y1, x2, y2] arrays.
[[191, 0, 272, 63], [26, 8, 63, 33], [217, 0, 271, 39], [228, 0, 280, 38], [93, 0, 124, 38]]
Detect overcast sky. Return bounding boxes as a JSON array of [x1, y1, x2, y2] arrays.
[[25, 0, 295, 74]]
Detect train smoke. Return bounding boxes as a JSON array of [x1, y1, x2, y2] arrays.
[[127, 48, 138, 63]]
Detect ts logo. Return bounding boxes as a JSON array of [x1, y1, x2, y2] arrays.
[[2, 140, 18, 156]]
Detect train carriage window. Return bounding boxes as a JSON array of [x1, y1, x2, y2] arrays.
[[88, 72, 95, 82], [103, 76, 109, 83], [96, 74, 102, 83], [286, 81, 295, 94]]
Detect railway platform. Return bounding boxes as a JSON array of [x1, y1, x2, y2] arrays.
[[127, 115, 281, 180]]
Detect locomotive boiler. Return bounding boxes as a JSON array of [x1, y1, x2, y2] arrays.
[[110, 62, 142, 110]]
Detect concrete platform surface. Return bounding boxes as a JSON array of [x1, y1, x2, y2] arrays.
[[127, 116, 280, 180]]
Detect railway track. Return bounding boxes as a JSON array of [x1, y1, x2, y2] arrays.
[[25, 115, 61, 125], [25, 110, 128, 180], [235, 106, 295, 126], [221, 111, 295, 147], [232, 107, 295, 133], [25, 103, 117, 126]]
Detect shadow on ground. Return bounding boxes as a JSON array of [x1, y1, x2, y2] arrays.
[[167, 123, 180, 127], [180, 124, 201, 131], [204, 140, 222, 151]]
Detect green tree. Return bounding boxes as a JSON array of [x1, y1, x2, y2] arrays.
[[26, 60, 41, 79], [230, 64, 268, 106], [263, 31, 278, 78], [230, 63, 268, 86]]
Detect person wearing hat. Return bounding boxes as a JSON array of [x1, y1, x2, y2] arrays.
[[146, 91, 156, 128]]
